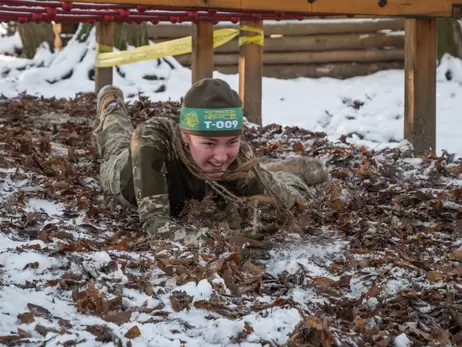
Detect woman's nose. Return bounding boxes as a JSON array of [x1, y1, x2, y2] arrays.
[[212, 150, 227, 162]]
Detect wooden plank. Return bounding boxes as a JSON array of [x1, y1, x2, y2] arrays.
[[239, 20, 263, 125], [404, 18, 437, 156], [216, 61, 404, 79], [147, 19, 405, 39], [175, 48, 404, 65], [311, 0, 453, 17], [154, 32, 404, 53], [260, 19, 404, 37], [95, 22, 114, 94], [191, 22, 213, 84], [217, 32, 404, 53], [63, 0, 460, 17]]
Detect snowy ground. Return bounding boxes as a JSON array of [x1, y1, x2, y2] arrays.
[[0, 92, 461, 347], [0, 23, 461, 346]]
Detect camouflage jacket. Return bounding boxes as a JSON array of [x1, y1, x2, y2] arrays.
[[124, 117, 304, 238]]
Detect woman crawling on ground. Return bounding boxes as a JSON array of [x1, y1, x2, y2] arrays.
[[92, 78, 327, 243]]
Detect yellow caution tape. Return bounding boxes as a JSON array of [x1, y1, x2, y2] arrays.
[[239, 25, 264, 34], [239, 25, 264, 47], [96, 43, 113, 53], [96, 28, 237, 67], [95, 26, 264, 68], [239, 35, 264, 46]]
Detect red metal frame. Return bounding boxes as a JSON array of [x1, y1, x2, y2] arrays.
[[0, 0, 347, 23]]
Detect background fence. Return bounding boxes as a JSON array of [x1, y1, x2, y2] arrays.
[[147, 18, 405, 79], [51, 18, 405, 79]]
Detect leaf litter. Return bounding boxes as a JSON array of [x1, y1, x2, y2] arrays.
[[0, 93, 461, 346]]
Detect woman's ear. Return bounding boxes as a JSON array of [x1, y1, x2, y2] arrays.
[[180, 130, 189, 145]]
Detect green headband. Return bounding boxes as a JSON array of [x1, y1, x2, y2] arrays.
[[179, 107, 243, 136]]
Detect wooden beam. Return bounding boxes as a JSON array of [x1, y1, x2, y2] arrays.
[[62, 0, 462, 18], [148, 19, 405, 39], [404, 18, 437, 156], [239, 20, 263, 125], [213, 33, 405, 53], [312, 0, 453, 17], [217, 62, 404, 80], [95, 22, 114, 94], [191, 22, 214, 84], [162, 32, 404, 54], [176, 48, 404, 65]]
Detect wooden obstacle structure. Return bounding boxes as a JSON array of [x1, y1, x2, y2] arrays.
[[149, 19, 406, 79], [88, 0, 462, 156], [3, 0, 462, 156]]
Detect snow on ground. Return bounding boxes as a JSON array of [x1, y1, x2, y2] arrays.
[[0, 92, 460, 346], [1, 25, 462, 156], [0, 23, 461, 346], [0, 152, 347, 346], [0, 31, 21, 56]]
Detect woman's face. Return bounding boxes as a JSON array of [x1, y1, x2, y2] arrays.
[[183, 133, 241, 178]]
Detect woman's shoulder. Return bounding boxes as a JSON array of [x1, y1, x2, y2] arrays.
[[136, 116, 178, 139]]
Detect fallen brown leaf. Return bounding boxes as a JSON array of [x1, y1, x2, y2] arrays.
[[27, 303, 51, 320], [102, 311, 132, 325], [169, 291, 193, 312], [124, 325, 141, 339], [0, 335, 21, 343], [293, 142, 305, 153], [17, 312, 35, 324], [427, 270, 445, 283]]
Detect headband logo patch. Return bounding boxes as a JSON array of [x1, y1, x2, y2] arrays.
[[183, 111, 200, 129]]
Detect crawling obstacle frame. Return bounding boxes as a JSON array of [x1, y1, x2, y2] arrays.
[[2, 0, 462, 156]]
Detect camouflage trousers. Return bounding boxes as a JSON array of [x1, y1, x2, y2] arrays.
[[92, 104, 135, 208]]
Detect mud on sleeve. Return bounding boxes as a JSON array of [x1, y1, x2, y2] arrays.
[[130, 120, 178, 238]]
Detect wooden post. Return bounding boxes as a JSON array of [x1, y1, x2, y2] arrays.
[[404, 19, 437, 156], [191, 22, 214, 84], [239, 20, 263, 125], [95, 22, 114, 94]]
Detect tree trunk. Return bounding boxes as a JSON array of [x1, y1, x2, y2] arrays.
[[114, 22, 149, 50], [17, 22, 54, 58], [69, 22, 148, 49], [437, 18, 462, 60]]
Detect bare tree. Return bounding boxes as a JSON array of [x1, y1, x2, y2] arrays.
[[114, 22, 149, 50], [17, 20, 149, 59], [17, 22, 54, 58]]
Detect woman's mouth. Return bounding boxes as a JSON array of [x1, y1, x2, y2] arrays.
[[208, 162, 225, 170]]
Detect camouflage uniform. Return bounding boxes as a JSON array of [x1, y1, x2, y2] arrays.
[[93, 85, 327, 241]]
